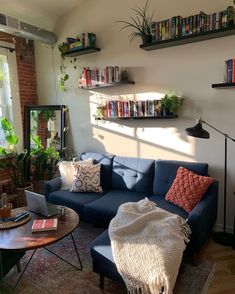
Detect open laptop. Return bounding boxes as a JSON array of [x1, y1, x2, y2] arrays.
[[25, 190, 58, 217]]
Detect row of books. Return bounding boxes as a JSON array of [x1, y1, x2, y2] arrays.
[[225, 59, 235, 83], [150, 6, 235, 42], [79, 66, 121, 88], [100, 99, 167, 118]]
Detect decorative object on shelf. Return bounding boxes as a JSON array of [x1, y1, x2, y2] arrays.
[[78, 66, 134, 89], [185, 117, 235, 246], [95, 98, 179, 120], [141, 5, 235, 50], [116, 0, 154, 44], [0, 193, 12, 218], [160, 94, 183, 116]]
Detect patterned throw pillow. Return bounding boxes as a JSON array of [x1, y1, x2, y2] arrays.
[[165, 166, 214, 213], [59, 159, 93, 189], [71, 163, 103, 193]]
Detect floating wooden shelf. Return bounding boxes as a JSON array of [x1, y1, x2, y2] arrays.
[[64, 47, 101, 57], [140, 26, 235, 51], [212, 82, 235, 89], [79, 81, 135, 90], [96, 115, 178, 120]]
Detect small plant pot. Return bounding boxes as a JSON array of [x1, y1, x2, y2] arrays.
[[0, 203, 12, 218]]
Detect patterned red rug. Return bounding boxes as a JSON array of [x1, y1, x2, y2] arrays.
[[3, 222, 214, 294]]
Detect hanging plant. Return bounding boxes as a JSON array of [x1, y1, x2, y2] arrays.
[[58, 43, 70, 92]]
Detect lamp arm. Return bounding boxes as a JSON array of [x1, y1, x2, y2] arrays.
[[199, 118, 235, 142]]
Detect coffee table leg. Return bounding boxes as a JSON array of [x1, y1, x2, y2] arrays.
[[14, 249, 37, 289], [44, 233, 82, 271], [0, 250, 3, 294]]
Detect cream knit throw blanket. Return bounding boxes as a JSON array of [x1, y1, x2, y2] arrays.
[[108, 198, 191, 294]]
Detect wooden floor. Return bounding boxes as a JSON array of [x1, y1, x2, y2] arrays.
[[200, 237, 235, 293]]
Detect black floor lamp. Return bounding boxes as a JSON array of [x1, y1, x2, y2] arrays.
[[185, 118, 235, 246]]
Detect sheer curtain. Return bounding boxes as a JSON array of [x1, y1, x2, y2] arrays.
[[0, 48, 13, 146]]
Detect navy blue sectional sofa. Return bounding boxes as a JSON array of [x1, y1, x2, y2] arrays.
[[45, 152, 218, 286]]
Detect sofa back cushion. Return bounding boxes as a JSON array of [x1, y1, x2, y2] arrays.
[[111, 156, 155, 194], [153, 160, 209, 196], [80, 152, 114, 191]]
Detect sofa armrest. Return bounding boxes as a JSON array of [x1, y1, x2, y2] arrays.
[[44, 177, 62, 199], [187, 181, 218, 253]]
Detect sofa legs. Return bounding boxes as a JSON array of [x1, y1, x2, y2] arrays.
[[16, 261, 22, 273], [99, 274, 105, 290]]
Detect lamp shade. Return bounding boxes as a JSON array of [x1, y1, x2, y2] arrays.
[[185, 121, 210, 139]]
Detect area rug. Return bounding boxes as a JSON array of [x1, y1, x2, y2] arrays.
[[3, 222, 214, 294]]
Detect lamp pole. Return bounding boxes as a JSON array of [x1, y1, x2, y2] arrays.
[[186, 118, 235, 245]]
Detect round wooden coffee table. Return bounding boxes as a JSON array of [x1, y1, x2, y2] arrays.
[[0, 206, 82, 293]]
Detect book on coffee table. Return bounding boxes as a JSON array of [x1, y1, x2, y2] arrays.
[[32, 218, 58, 232]]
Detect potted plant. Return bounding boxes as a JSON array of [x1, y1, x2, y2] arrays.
[[30, 135, 60, 194], [160, 94, 183, 116], [116, 0, 154, 44], [0, 118, 33, 207]]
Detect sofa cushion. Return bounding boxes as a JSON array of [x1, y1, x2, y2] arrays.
[[84, 189, 146, 226], [71, 163, 103, 193], [165, 167, 214, 213], [149, 194, 188, 219], [47, 189, 103, 218], [153, 160, 209, 196], [111, 156, 155, 194], [80, 152, 114, 191], [59, 159, 94, 189]]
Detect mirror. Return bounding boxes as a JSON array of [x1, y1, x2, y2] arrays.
[[24, 105, 67, 151]]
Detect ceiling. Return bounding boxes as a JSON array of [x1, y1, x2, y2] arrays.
[[0, 0, 85, 31]]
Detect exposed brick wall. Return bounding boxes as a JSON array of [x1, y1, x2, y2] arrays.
[[15, 37, 38, 125], [0, 32, 38, 184]]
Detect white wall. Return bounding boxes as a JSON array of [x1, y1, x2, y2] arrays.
[[35, 0, 235, 230]]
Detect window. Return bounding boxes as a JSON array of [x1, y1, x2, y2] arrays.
[[0, 47, 14, 146]]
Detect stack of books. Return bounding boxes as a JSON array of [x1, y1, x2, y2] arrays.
[[150, 6, 235, 43], [225, 59, 235, 83]]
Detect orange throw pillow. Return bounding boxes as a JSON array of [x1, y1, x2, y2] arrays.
[[165, 166, 214, 213]]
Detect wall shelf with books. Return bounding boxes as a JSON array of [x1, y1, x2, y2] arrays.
[[95, 99, 181, 121], [212, 82, 235, 88], [96, 115, 178, 121], [78, 66, 134, 90], [64, 46, 101, 57], [80, 80, 135, 90], [141, 26, 235, 51]]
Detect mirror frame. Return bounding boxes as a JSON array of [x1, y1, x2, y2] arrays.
[[24, 105, 67, 152]]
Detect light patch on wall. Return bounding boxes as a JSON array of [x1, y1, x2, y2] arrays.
[[136, 127, 194, 156]]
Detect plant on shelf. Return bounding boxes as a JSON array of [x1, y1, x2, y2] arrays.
[[160, 94, 183, 116], [0, 118, 32, 190], [116, 0, 154, 44]]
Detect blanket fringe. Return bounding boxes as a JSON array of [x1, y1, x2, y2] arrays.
[[179, 217, 191, 244], [127, 282, 168, 294]]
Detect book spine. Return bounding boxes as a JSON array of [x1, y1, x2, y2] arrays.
[[232, 59, 235, 83]]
